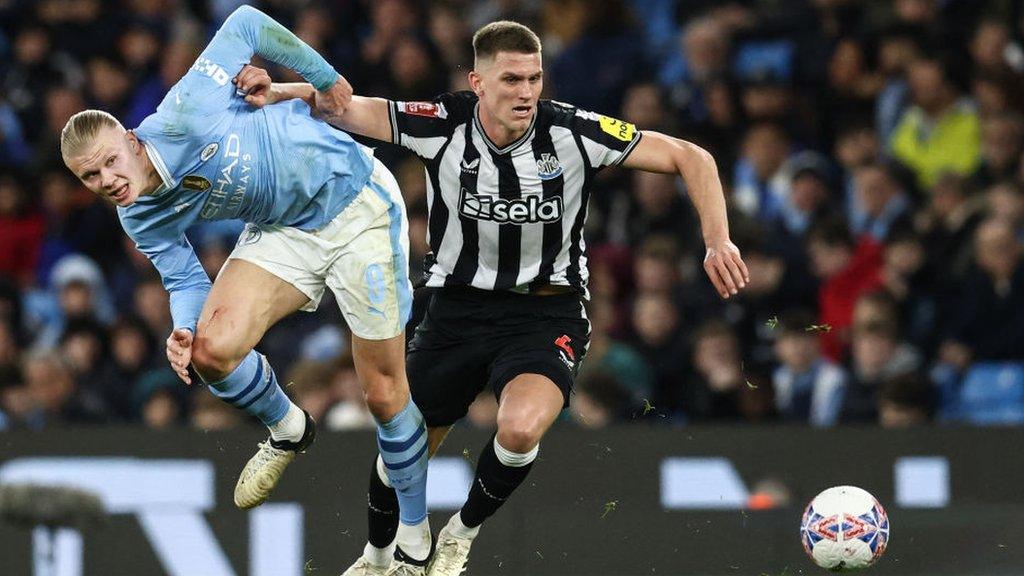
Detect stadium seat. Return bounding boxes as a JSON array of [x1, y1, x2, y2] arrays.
[[957, 362, 1024, 425]]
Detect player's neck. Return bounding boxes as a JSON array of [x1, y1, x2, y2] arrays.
[[138, 142, 163, 197], [478, 109, 527, 149]]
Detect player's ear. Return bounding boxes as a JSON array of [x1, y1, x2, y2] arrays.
[[468, 70, 483, 96], [125, 130, 141, 153]]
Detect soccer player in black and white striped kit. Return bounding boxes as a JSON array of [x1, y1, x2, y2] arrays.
[[238, 20, 749, 576]]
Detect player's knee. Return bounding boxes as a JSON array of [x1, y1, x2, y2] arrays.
[[496, 417, 544, 453], [363, 375, 407, 421], [191, 332, 245, 381]]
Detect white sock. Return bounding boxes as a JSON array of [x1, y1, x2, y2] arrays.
[[396, 518, 432, 561], [493, 437, 539, 467], [363, 542, 394, 568], [269, 403, 305, 442], [449, 512, 480, 540]]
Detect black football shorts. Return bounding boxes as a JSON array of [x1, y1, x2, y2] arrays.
[[406, 286, 590, 428]]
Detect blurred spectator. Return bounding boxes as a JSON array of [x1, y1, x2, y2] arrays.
[[572, 370, 633, 427], [849, 161, 913, 242], [772, 309, 848, 427], [0, 320, 21, 389], [579, 295, 653, 411], [191, 389, 242, 432], [550, 0, 646, 114], [733, 122, 793, 222], [940, 219, 1024, 368], [880, 229, 937, 352], [134, 368, 187, 429], [660, 16, 730, 124], [685, 319, 744, 421], [0, 172, 45, 286], [970, 112, 1024, 191], [3, 22, 81, 138], [133, 275, 172, 339], [841, 316, 924, 423], [324, 353, 375, 431], [18, 349, 99, 427], [628, 292, 690, 417], [876, 372, 934, 427], [969, 19, 1022, 76], [985, 181, 1024, 234], [26, 253, 114, 349], [824, 36, 881, 141], [874, 29, 923, 142], [284, 358, 336, 424], [807, 218, 883, 361], [618, 172, 696, 249], [94, 316, 157, 420], [889, 56, 981, 190], [916, 172, 985, 286]]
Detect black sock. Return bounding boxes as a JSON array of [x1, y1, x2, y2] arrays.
[[459, 434, 535, 528], [367, 456, 400, 549]]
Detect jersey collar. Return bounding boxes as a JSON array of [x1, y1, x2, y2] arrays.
[[473, 102, 537, 155], [143, 142, 172, 196]]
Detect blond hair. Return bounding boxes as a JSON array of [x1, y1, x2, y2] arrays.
[[60, 109, 123, 166], [472, 21, 541, 64]]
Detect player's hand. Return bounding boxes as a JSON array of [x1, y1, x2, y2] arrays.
[[233, 65, 274, 107], [166, 328, 194, 385], [313, 76, 353, 122], [703, 239, 749, 299]]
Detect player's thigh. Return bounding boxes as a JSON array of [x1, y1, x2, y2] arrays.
[[326, 166, 412, 343], [488, 295, 590, 410], [197, 259, 310, 354], [495, 373, 565, 442], [405, 294, 495, 428]]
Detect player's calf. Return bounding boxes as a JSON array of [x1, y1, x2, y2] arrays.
[[197, 349, 312, 508]]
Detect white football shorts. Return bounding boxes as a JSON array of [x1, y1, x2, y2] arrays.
[[228, 152, 412, 340]]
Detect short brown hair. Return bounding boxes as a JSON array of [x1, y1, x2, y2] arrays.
[[472, 21, 541, 63], [60, 109, 122, 166]]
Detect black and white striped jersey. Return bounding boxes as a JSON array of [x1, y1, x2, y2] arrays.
[[387, 91, 642, 295]]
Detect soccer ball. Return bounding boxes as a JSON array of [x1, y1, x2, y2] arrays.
[[800, 486, 890, 571]]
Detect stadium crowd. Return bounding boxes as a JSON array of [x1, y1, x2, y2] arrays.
[[1, 0, 1023, 432]]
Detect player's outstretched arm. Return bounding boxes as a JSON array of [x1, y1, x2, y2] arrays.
[[622, 131, 750, 299], [233, 64, 394, 143]]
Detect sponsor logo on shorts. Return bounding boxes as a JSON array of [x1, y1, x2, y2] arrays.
[[402, 101, 448, 119], [182, 175, 211, 191], [458, 187, 563, 225], [555, 334, 575, 368]]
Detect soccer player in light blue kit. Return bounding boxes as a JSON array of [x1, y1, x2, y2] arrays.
[[60, 6, 433, 572]]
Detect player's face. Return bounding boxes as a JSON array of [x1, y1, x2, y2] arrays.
[[473, 51, 543, 138], [67, 126, 148, 207]]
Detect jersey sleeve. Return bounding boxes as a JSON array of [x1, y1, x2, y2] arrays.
[[387, 92, 474, 160], [122, 220, 211, 333], [161, 5, 339, 119], [568, 105, 643, 168]]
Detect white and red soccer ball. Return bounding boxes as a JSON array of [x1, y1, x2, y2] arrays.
[[800, 486, 890, 571]]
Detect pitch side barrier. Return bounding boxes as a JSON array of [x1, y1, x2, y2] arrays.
[[1, 426, 1021, 575]]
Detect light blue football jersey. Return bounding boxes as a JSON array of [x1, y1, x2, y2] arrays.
[[121, 6, 374, 332]]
